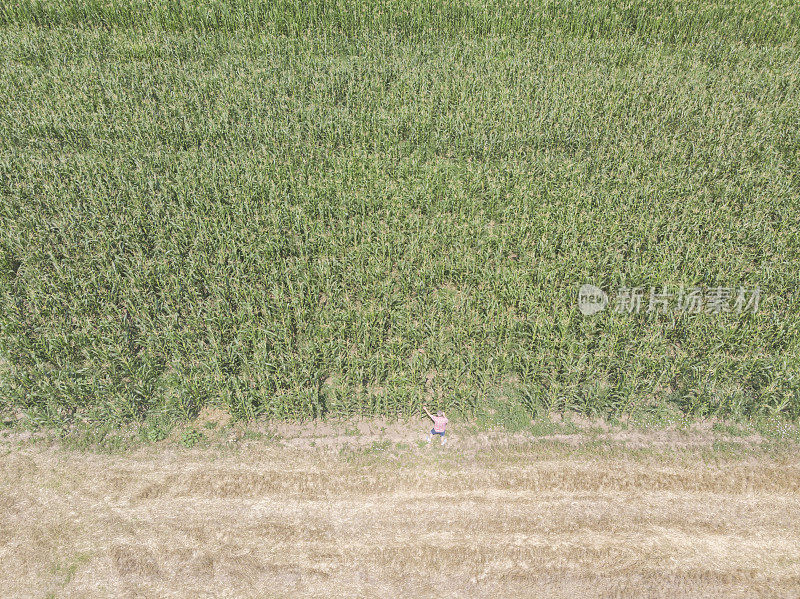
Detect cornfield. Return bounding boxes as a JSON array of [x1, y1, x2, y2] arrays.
[[0, 0, 799, 423]]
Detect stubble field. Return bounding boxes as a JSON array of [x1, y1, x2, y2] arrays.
[[2, 423, 799, 598]]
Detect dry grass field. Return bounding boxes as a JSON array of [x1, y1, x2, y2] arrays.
[[1, 420, 799, 598]]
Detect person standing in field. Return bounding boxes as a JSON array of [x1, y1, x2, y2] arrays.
[[423, 405, 448, 445]]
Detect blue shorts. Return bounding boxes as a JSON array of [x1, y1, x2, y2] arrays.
[[431, 428, 445, 436]]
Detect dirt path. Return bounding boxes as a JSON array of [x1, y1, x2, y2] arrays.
[[1, 431, 799, 598]]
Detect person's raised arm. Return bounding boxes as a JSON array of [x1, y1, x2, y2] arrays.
[[422, 405, 433, 421]]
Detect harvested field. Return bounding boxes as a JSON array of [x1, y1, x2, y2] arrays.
[[2, 427, 798, 598]]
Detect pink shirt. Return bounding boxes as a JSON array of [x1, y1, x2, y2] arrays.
[[432, 415, 448, 433]]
